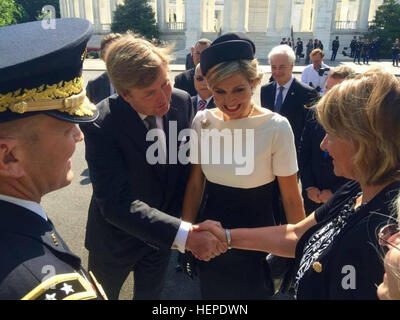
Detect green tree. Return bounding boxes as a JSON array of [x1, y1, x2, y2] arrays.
[[368, 0, 400, 58], [15, 0, 60, 23], [111, 0, 159, 40], [0, 0, 23, 26]]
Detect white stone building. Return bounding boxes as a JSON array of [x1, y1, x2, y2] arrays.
[[60, 0, 389, 59]]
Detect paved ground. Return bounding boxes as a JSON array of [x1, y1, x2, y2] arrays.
[[41, 59, 399, 300]]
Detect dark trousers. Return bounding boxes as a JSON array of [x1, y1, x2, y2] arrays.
[[393, 52, 399, 66], [88, 247, 171, 300], [330, 49, 338, 61], [353, 51, 361, 64], [198, 249, 274, 300]]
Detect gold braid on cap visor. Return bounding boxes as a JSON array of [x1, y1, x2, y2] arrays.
[[0, 76, 96, 117]]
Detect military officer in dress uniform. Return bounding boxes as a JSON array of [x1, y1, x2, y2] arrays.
[[0, 18, 107, 300]]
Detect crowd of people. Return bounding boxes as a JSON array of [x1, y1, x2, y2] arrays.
[[1, 18, 400, 301]]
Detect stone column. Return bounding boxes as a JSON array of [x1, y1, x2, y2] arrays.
[[157, 0, 168, 31], [357, 0, 371, 31], [237, 0, 249, 32], [204, 0, 216, 32], [267, 0, 277, 33], [59, 0, 66, 17], [92, 0, 101, 32], [79, 0, 86, 19], [313, 0, 337, 56], [184, 0, 203, 50], [110, 0, 117, 13], [301, 0, 314, 31], [68, 0, 75, 17], [176, 0, 184, 23], [222, 0, 233, 33], [281, 0, 293, 38]]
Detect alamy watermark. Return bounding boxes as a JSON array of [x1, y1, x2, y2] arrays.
[[41, 5, 56, 30], [145, 121, 255, 176]]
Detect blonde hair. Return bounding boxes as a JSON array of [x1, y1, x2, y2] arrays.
[[316, 67, 400, 186], [106, 32, 172, 93], [205, 59, 263, 90], [329, 66, 356, 80]]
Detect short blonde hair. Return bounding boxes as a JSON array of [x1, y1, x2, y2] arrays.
[[316, 68, 400, 186], [106, 32, 172, 93], [329, 66, 356, 80], [205, 59, 263, 90]]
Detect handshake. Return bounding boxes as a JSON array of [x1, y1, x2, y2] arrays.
[[185, 220, 229, 261]]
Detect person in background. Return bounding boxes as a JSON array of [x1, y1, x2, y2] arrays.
[[301, 48, 330, 95], [350, 36, 357, 58], [299, 66, 356, 215], [174, 39, 211, 96], [353, 36, 363, 65], [86, 33, 122, 104], [392, 38, 400, 67], [362, 39, 372, 65], [192, 64, 216, 114], [295, 38, 304, 62], [305, 39, 314, 65], [331, 36, 339, 61], [377, 193, 400, 300]]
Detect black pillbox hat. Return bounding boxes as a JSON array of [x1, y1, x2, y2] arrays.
[[0, 18, 98, 123], [200, 32, 256, 76]]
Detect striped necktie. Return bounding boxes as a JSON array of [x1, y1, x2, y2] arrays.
[[197, 99, 207, 111]]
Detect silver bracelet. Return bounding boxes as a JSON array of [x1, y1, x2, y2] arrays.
[[225, 228, 232, 249]]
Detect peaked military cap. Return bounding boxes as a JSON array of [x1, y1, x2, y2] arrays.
[[0, 18, 98, 123], [200, 32, 256, 76]]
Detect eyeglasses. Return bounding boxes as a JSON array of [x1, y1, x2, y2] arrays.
[[195, 75, 205, 82], [378, 223, 400, 252]]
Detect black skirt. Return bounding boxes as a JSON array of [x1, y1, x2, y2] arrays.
[[197, 180, 276, 300]]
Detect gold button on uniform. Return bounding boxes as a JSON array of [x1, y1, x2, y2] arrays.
[[51, 233, 59, 246], [312, 261, 322, 273]]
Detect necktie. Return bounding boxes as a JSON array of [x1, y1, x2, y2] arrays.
[[197, 99, 207, 111], [144, 115, 157, 130], [275, 86, 284, 114]]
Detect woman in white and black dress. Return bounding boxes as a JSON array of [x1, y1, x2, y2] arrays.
[[181, 33, 305, 299]]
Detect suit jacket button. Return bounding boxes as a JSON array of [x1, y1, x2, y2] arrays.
[[312, 261, 322, 273]]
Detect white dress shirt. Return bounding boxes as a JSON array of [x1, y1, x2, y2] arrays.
[[301, 63, 330, 95], [0, 193, 47, 221], [275, 77, 295, 106]]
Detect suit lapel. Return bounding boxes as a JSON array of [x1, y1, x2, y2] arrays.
[[280, 79, 297, 115]]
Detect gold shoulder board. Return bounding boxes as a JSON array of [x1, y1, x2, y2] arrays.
[[21, 272, 98, 300]]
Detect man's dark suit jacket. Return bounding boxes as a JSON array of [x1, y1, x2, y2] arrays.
[[191, 96, 216, 114], [298, 108, 349, 193], [185, 53, 195, 70], [0, 200, 102, 300], [80, 89, 193, 258], [86, 72, 112, 105], [260, 78, 318, 150], [174, 68, 196, 97]]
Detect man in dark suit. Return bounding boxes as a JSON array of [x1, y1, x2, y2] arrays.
[[80, 34, 226, 300], [0, 18, 107, 300], [86, 33, 122, 104], [298, 66, 354, 214], [192, 64, 216, 114], [174, 38, 211, 97], [185, 51, 195, 70], [261, 45, 318, 153]]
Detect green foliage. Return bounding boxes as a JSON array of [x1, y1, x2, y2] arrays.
[[111, 0, 159, 40], [368, 0, 400, 57], [0, 0, 23, 26], [15, 0, 60, 23]]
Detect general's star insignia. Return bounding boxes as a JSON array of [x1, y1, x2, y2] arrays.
[[60, 283, 74, 295], [45, 293, 57, 300]]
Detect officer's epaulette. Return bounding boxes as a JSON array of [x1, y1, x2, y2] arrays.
[[21, 272, 98, 300]]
